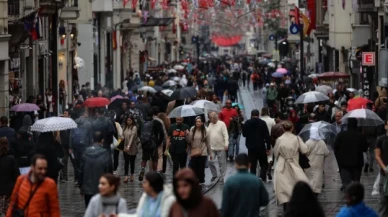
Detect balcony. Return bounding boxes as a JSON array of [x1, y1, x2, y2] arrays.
[[357, 0, 377, 13], [92, 0, 113, 12], [59, 0, 80, 20], [8, 0, 20, 17], [40, 0, 63, 15]]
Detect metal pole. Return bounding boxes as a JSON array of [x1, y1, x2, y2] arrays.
[[300, 23, 304, 77]]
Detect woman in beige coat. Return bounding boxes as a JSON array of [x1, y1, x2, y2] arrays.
[[274, 121, 309, 210], [304, 128, 329, 195], [123, 115, 139, 183]]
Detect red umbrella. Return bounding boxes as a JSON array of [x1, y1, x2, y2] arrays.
[[83, 97, 110, 107], [317, 72, 350, 79], [347, 97, 372, 112]]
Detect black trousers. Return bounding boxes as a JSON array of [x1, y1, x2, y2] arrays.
[[124, 154, 136, 176], [248, 151, 268, 181], [162, 144, 167, 173], [113, 149, 122, 171], [339, 166, 362, 188], [190, 156, 207, 183], [73, 144, 86, 182], [172, 153, 187, 176]]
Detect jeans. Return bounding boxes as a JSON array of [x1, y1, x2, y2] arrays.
[[209, 150, 226, 181], [171, 153, 187, 176], [339, 166, 362, 188], [124, 154, 136, 176], [248, 150, 268, 181], [190, 156, 207, 183], [228, 135, 239, 157]]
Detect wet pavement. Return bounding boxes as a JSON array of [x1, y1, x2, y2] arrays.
[[57, 85, 380, 217]]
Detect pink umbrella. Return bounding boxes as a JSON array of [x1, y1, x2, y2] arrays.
[[11, 103, 40, 112], [110, 95, 123, 102], [276, 68, 288, 74]]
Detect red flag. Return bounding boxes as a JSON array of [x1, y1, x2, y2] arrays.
[[131, 0, 138, 10], [123, 0, 129, 7], [307, 0, 316, 31], [294, 6, 300, 25]]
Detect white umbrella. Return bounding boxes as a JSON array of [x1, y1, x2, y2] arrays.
[[315, 85, 333, 95], [172, 77, 180, 82], [162, 80, 177, 87], [138, 86, 157, 93], [341, 108, 384, 126], [267, 62, 275, 68], [167, 69, 177, 74], [308, 74, 317, 78], [173, 65, 184, 70], [161, 89, 174, 96], [191, 100, 221, 112], [168, 105, 204, 118], [346, 88, 357, 93], [30, 117, 77, 132], [295, 91, 329, 104]]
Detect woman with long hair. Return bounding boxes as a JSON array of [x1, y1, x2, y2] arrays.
[[227, 116, 240, 161], [0, 137, 20, 216], [169, 168, 219, 217], [122, 115, 138, 183], [187, 116, 212, 184], [84, 173, 127, 217], [284, 181, 325, 217], [157, 112, 171, 174]]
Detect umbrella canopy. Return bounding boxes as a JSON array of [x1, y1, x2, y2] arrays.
[[271, 72, 284, 78], [153, 86, 163, 92], [168, 105, 204, 118], [276, 68, 288, 74], [170, 87, 197, 100], [162, 80, 177, 87], [267, 62, 275, 68], [347, 97, 371, 111], [232, 102, 244, 109], [83, 97, 110, 107], [346, 88, 357, 93], [315, 85, 333, 95], [161, 89, 174, 96], [167, 69, 177, 74], [11, 103, 40, 112], [295, 91, 329, 104], [317, 72, 350, 79], [110, 95, 123, 102], [108, 98, 130, 110], [172, 77, 180, 82], [341, 108, 384, 126], [173, 65, 184, 70], [138, 86, 157, 93], [191, 100, 221, 112], [30, 117, 77, 132], [298, 121, 337, 143]]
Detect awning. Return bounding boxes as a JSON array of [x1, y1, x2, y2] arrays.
[[141, 17, 175, 27]]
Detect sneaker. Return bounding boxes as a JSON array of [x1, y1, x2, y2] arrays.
[[139, 170, 145, 181], [211, 177, 217, 182]]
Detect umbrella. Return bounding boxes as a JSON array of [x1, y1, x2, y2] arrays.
[[267, 62, 275, 68], [138, 86, 157, 93], [167, 69, 177, 74], [161, 89, 174, 96], [30, 117, 77, 132], [162, 80, 177, 87], [346, 88, 357, 92], [83, 97, 110, 107], [298, 121, 337, 143], [108, 98, 130, 110], [271, 72, 284, 78], [347, 97, 371, 111], [276, 68, 288, 74], [11, 103, 40, 112], [172, 77, 180, 82], [341, 108, 384, 126], [131, 84, 144, 92], [232, 102, 244, 109], [315, 85, 333, 95], [317, 72, 350, 79], [168, 105, 204, 118], [308, 74, 318, 78], [170, 87, 197, 100], [191, 100, 221, 112], [110, 95, 123, 102], [295, 91, 329, 104], [154, 86, 163, 92], [173, 65, 184, 70]]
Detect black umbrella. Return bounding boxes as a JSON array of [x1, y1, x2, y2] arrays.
[[108, 98, 130, 110], [154, 86, 163, 92], [170, 87, 197, 100], [131, 85, 143, 92]]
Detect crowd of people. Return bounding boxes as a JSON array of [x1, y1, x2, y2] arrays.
[[0, 59, 387, 217]]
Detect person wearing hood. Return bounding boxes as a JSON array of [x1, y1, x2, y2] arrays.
[[79, 132, 113, 207], [242, 109, 270, 181], [10, 126, 35, 169], [304, 128, 329, 196], [169, 168, 220, 217]]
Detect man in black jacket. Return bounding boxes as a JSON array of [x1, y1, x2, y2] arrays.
[[91, 107, 116, 151], [79, 132, 112, 207], [242, 109, 271, 181]]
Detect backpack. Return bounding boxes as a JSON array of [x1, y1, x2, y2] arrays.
[[72, 127, 86, 145], [140, 120, 156, 150]]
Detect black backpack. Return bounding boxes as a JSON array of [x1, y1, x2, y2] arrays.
[[140, 120, 156, 150]]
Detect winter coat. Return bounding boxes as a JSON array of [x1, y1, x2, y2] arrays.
[[10, 133, 35, 167], [274, 132, 309, 205], [304, 139, 329, 193], [242, 117, 270, 152], [0, 155, 20, 195], [0, 126, 16, 143], [84, 194, 127, 217], [92, 116, 116, 150], [74, 116, 92, 147], [336, 202, 378, 217], [80, 143, 112, 195], [136, 185, 176, 217], [334, 129, 368, 168]]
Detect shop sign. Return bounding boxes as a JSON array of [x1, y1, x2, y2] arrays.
[[361, 67, 370, 99], [362, 52, 375, 66]]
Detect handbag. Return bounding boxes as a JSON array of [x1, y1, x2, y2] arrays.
[[12, 176, 43, 217], [296, 136, 310, 169]]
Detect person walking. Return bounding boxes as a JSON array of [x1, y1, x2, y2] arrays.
[[266, 83, 278, 110], [227, 116, 241, 161], [284, 182, 325, 217], [79, 132, 113, 207], [0, 116, 16, 143], [218, 100, 238, 128], [91, 107, 116, 151], [84, 173, 127, 217], [273, 121, 309, 210], [334, 118, 368, 190], [336, 183, 378, 217], [260, 107, 276, 180], [242, 109, 270, 181], [6, 154, 60, 217], [304, 128, 329, 196], [60, 109, 72, 183], [167, 117, 190, 176], [0, 137, 20, 216], [169, 168, 220, 217], [152, 107, 168, 176], [187, 116, 212, 184], [221, 153, 269, 217], [122, 115, 138, 183], [207, 112, 229, 182], [157, 113, 171, 174], [374, 119, 388, 216]]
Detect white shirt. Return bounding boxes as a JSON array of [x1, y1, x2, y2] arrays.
[[261, 115, 276, 135], [207, 120, 229, 150]]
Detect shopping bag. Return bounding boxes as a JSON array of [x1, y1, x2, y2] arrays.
[[372, 172, 380, 196]]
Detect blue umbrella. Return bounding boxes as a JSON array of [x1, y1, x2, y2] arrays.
[[272, 72, 284, 78], [232, 102, 244, 109]]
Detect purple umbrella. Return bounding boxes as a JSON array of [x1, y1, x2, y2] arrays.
[[11, 103, 40, 112], [110, 95, 123, 102]]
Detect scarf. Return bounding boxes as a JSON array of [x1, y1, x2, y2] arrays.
[[141, 191, 163, 217], [97, 194, 121, 215]]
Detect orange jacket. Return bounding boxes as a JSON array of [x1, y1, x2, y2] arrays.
[[6, 174, 60, 217]]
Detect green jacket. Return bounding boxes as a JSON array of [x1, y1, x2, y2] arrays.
[[221, 169, 269, 217], [267, 88, 278, 100]]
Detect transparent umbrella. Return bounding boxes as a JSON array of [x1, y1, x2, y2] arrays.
[[341, 108, 384, 126], [299, 121, 337, 144], [191, 100, 221, 112], [295, 91, 329, 104], [315, 85, 333, 95]]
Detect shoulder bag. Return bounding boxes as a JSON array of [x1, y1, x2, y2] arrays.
[[12, 176, 44, 217], [297, 136, 310, 169]]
